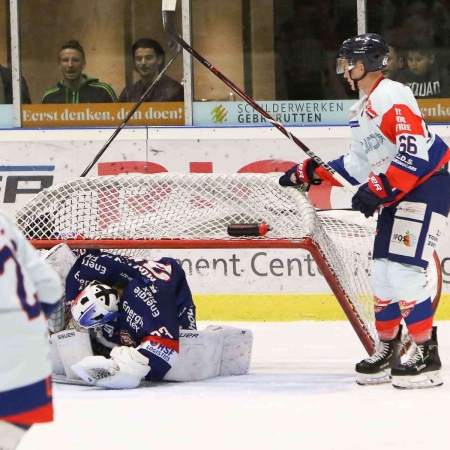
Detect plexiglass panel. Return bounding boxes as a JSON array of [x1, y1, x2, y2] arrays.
[[191, 0, 359, 126], [18, 0, 184, 127]]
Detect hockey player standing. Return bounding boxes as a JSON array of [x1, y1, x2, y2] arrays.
[[65, 249, 196, 389], [0, 209, 63, 449], [279, 33, 450, 389]]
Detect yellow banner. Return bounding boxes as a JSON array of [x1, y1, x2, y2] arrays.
[[418, 99, 450, 122], [21, 102, 184, 127]]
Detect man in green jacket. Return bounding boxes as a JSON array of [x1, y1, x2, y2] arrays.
[[41, 40, 118, 104]]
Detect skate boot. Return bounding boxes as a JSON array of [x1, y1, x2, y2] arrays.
[[356, 327, 402, 385], [392, 326, 443, 389]]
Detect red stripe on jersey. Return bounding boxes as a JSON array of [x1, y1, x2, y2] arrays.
[[386, 164, 418, 192], [2, 402, 54, 425], [379, 104, 425, 144], [141, 334, 179, 352], [315, 166, 343, 187]]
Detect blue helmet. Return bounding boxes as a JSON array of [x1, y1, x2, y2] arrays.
[[336, 33, 389, 74]]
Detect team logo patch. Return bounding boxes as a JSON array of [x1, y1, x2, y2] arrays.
[[365, 99, 378, 119], [120, 330, 136, 346], [399, 300, 416, 318], [373, 296, 391, 313]]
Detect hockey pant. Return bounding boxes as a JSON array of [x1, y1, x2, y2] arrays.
[[371, 171, 450, 343]]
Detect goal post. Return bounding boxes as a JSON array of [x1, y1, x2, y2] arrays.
[[15, 172, 441, 355]]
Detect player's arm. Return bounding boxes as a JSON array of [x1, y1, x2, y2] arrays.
[[279, 100, 370, 190], [159, 257, 197, 330], [136, 332, 180, 382], [10, 215, 63, 316], [65, 250, 140, 301]]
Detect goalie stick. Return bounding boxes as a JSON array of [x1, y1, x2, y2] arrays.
[[161, 0, 357, 194], [80, 21, 182, 177]]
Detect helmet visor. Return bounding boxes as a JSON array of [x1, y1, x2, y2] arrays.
[[336, 58, 355, 74], [73, 302, 119, 328]]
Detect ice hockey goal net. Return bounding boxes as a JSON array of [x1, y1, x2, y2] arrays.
[[15, 172, 441, 355]]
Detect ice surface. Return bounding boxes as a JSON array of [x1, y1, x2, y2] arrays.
[[19, 321, 450, 450]]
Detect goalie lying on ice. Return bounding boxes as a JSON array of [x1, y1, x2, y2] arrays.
[[47, 244, 252, 389]]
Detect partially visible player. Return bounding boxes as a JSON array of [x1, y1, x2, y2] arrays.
[[0, 209, 63, 449], [65, 249, 197, 389], [279, 33, 450, 389]]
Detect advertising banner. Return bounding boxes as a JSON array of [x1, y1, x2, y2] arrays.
[[21, 103, 184, 127], [418, 99, 450, 122], [193, 100, 354, 126]]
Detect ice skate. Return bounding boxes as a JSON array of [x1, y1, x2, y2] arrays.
[[392, 326, 443, 389], [356, 329, 402, 385]]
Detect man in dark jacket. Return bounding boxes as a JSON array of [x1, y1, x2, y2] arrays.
[[0, 65, 31, 103], [119, 38, 183, 102], [41, 40, 117, 104]]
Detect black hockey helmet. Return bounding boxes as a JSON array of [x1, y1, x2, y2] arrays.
[[336, 33, 389, 74]]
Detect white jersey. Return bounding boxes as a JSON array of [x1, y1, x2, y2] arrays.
[[0, 210, 63, 392], [326, 76, 450, 201]]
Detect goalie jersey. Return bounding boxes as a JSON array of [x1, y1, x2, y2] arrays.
[[65, 250, 196, 381], [321, 76, 450, 203]]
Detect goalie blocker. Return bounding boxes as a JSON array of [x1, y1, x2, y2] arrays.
[[50, 326, 253, 388]]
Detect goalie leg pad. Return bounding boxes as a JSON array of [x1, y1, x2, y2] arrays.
[[43, 243, 77, 285], [164, 326, 253, 382], [44, 244, 77, 333], [164, 329, 224, 382], [205, 325, 253, 376], [51, 329, 93, 379], [49, 338, 65, 376]]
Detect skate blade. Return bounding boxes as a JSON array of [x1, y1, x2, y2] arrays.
[[392, 371, 443, 389], [356, 370, 391, 386]]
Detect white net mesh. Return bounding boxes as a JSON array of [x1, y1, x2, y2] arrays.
[[16, 173, 377, 350]]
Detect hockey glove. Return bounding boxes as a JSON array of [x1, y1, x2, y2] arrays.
[[351, 173, 393, 218], [279, 159, 322, 190], [71, 346, 150, 389]]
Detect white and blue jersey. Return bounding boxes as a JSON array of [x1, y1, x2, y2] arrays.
[[0, 210, 62, 425], [66, 250, 196, 381], [319, 76, 450, 203]]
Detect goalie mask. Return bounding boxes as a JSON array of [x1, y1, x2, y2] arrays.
[[336, 33, 389, 74], [71, 281, 120, 328]]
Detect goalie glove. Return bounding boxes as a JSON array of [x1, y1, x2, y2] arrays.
[[71, 346, 150, 389], [351, 172, 394, 218], [279, 159, 322, 190]]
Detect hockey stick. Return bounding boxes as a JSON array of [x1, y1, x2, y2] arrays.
[[162, 0, 356, 194], [80, 27, 182, 177]]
